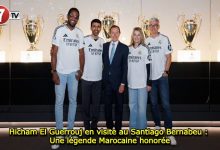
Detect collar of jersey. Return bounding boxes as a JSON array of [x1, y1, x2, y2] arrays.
[[132, 44, 142, 49], [150, 32, 160, 39], [90, 35, 99, 41], [64, 25, 76, 31]]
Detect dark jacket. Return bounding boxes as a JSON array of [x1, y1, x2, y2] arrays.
[[102, 41, 129, 90]]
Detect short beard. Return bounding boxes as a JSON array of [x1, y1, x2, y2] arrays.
[[67, 21, 76, 28]]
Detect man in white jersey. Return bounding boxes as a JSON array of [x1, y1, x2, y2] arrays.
[[50, 7, 84, 149], [145, 17, 177, 145], [81, 19, 104, 131]]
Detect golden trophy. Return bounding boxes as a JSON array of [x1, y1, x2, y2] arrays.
[[22, 15, 43, 51], [57, 14, 67, 25], [98, 12, 119, 40], [138, 16, 150, 38], [177, 14, 202, 50]]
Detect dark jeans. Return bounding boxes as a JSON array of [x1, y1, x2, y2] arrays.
[[150, 76, 173, 129], [104, 81, 123, 131], [81, 79, 102, 130]]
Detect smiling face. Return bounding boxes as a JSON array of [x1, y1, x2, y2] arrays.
[[91, 22, 101, 37], [67, 10, 79, 28], [132, 30, 142, 45], [149, 19, 160, 36], [110, 26, 120, 42], [130, 27, 145, 46]]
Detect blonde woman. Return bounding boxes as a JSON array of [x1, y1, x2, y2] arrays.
[[128, 27, 151, 129]]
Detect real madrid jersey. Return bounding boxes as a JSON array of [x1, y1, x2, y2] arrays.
[[145, 33, 172, 80], [127, 44, 151, 89], [82, 35, 105, 81], [52, 25, 84, 74]]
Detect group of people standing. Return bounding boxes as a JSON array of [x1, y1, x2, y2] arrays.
[[50, 7, 176, 149]]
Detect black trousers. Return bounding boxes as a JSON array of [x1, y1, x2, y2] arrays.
[[81, 79, 102, 130], [104, 81, 124, 131]]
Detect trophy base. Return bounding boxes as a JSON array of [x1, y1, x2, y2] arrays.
[[0, 51, 6, 62], [20, 51, 43, 62], [184, 46, 196, 50], [177, 50, 201, 62], [27, 47, 38, 51]]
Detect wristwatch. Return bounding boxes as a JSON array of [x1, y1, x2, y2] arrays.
[[51, 69, 57, 74]]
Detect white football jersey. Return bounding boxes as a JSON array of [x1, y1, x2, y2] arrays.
[[145, 33, 172, 80], [82, 35, 105, 81], [127, 44, 151, 89], [52, 25, 84, 74]]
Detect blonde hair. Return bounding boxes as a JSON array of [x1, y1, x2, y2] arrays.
[[130, 27, 145, 46]]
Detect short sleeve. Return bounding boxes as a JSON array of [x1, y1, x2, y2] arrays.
[[144, 46, 151, 64], [52, 27, 60, 46], [165, 37, 173, 55], [78, 30, 84, 49]]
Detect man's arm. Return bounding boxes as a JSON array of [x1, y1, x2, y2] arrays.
[[146, 63, 152, 92], [76, 48, 85, 80], [164, 53, 172, 76], [51, 44, 60, 85], [102, 44, 105, 64], [121, 46, 129, 85], [119, 45, 129, 93], [146, 63, 152, 86]]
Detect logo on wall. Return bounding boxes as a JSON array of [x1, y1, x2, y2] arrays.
[[0, 5, 20, 25]]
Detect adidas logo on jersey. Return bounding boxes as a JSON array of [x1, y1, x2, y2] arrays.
[[63, 34, 68, 37], [88, 44, 93, 47]]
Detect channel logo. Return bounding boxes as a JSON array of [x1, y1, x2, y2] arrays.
[[0, 5, 20, 25]]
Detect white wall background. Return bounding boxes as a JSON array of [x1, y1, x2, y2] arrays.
[[211, 0, 220, 61], [0, 0, 219, 62]]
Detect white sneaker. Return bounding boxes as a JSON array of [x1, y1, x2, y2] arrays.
[[155, 126, 161, 130], [167, 136, 177, 145], [51, 144, 59, 149], [57, 136, 64, 139], [51, 136, 63, 149]]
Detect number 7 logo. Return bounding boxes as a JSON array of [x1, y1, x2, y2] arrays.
[[0, 9, 5, 22], [0, 6, 10, 25]]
